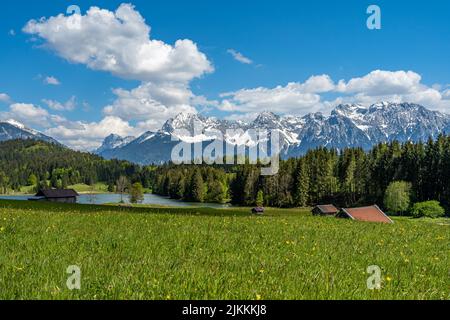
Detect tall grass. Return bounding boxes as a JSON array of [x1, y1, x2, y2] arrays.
[[0, 200, 448, 300]]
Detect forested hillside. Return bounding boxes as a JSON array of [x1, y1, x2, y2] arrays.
[[153, 135, 450, 210], [1, 136, 449, 212], [0, 140, 154, 192]]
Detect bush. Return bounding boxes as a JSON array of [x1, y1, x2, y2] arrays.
[[410, 201, 445, 218], [129, 182, 144, 204], [384, 181, 412, 215]]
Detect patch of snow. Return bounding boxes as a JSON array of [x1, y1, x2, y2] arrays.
[[5, 119, 25, 129]]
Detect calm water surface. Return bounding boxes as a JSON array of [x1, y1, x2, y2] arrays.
[[0, 193, 231, 208]]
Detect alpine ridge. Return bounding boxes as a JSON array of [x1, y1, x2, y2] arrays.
[[0, 120, 60, 145], [96, 102, 450, 165]]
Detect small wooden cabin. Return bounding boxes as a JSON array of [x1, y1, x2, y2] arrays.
[[252, 207, 265, 215], [337, 205, 393, 224], [312, 204, 339, 216], [30, 189, 79, 204]]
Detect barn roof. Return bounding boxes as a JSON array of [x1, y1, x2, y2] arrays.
[[35, 189, 79, 198], [340, 205, 393, 224], [315, 204, 339, 214]]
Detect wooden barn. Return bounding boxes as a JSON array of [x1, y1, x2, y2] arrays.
[[312, 204, 339, 216], [30, 189, 80, 204], [337, 205, 393, 224], [252, 207, 265, 215]]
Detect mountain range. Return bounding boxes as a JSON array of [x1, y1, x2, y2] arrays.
[[0, 119, 60, 145], [1, 102, 449, 165], [96, 102, 450, 164]]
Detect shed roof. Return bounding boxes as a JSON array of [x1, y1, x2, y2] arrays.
[[315, 204, 339, 214], [340, 205, 393, 224], [35, 189, 79, 198]]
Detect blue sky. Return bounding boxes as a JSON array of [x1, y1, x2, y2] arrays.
[[0, 0, 449, 149]]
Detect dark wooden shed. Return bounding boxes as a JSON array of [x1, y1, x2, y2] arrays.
[[252, 207, 265, 215], [30, 189, 79, 204], [312, 204, 339, 216]]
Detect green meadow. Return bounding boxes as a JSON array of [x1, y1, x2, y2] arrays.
[[0, 200, 448, 300], [15, 183, 109, 195]]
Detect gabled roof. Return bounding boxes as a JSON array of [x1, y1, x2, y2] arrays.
[[35, 189, 79, 198], [314, 204, 339, 214], [340, 205, 393, 224]]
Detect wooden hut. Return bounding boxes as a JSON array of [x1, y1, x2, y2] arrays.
[[312, 204, 339, 216], [252, 207, 265, 215], [337, 205, 393, 224], [30, 189, 79, 204]]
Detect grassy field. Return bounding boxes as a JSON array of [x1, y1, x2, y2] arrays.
[[0, 200, 448, 300], [14, 182, 153, 195], [15, 182, 110, 195], [67, 183, 109, 194]]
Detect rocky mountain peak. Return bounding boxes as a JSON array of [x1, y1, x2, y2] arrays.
[[0, 120, 60, 145], [95, 133, 135, 153], [96, 102, 450, 164]]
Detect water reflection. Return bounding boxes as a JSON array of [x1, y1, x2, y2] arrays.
[[0, 193, 232, 209]]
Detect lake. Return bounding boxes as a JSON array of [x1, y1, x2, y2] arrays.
[[0, 193, 232, 208]]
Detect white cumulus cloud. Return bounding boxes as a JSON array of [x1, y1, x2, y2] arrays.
[[219, 75, 335, 114], [1, 103, 51, 127], [42, 96, 76, 111], [45, 116, 140, 150], [22, 3, 216, 148], [220, 70, 450, 116], [103, 82, 197, 131], [23, 3, 213, 83]]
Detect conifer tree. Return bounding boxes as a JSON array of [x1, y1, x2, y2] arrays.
[[295, 159, 310, 207], [256, 190, 264, 207], [190, 169, 205, 203]]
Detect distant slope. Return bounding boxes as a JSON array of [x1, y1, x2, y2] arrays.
[[0, 120, 60, 145], [0, 139, 145, 189]]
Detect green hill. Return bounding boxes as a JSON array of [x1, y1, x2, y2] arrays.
[[0, 139, 154, 193]]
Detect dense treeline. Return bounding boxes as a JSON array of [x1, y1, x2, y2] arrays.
[[0, 140, 155, 192], [153, 166, 230, 203], [153, 135, 450, 210], [1, 137, 449, 211]]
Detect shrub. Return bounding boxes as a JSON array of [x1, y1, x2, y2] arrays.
[[129, 182, 144, 204], [410, 201, 445, 218], [384, 181, 412, 215]]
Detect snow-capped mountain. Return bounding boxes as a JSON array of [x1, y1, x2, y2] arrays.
[[97, 102, 450, 165], [0, 120, 60, 145], [95, 134, 136, 154]]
